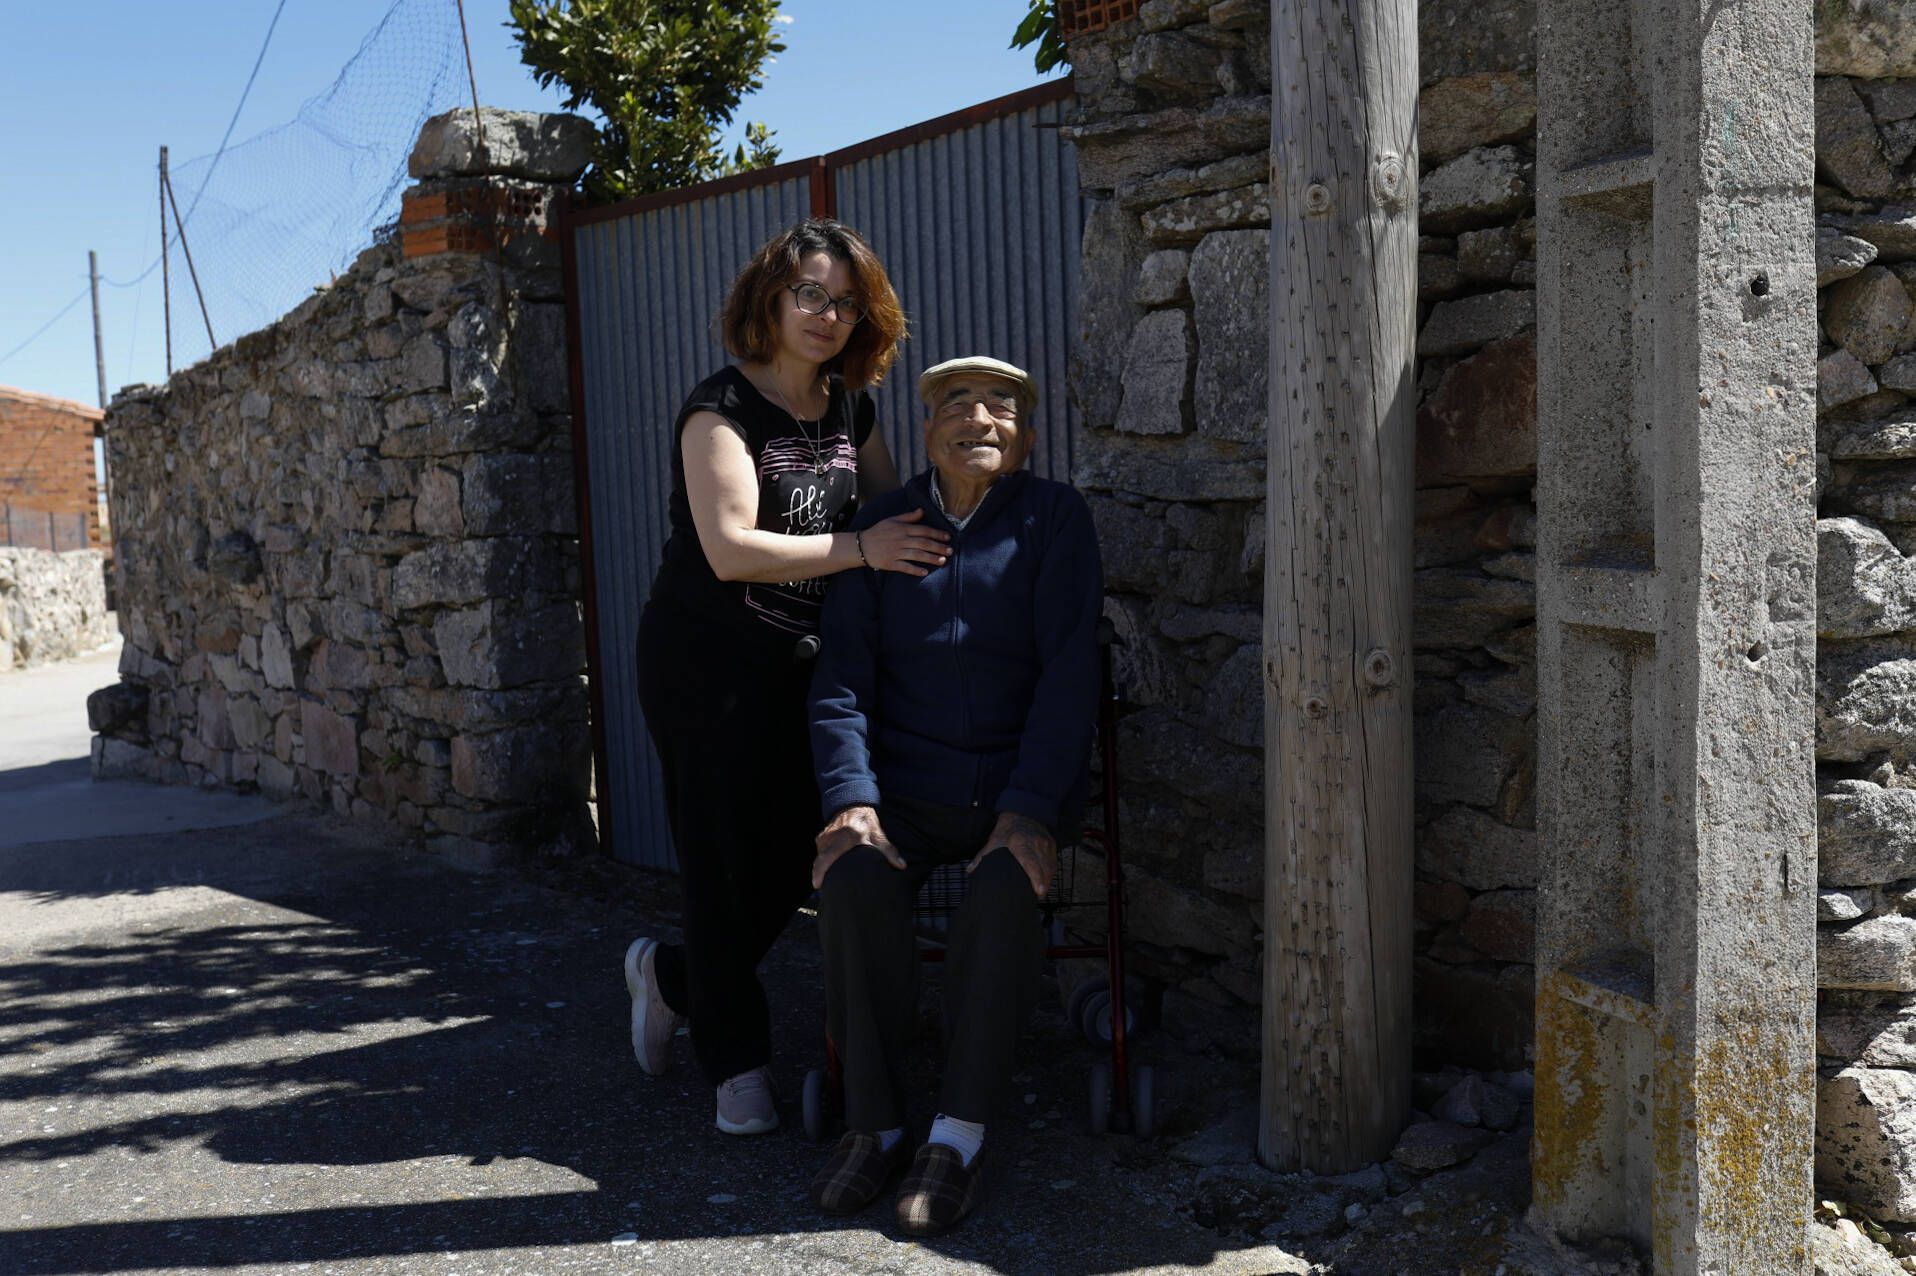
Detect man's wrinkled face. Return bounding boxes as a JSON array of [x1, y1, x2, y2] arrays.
[[922, 373, 1032, 486]]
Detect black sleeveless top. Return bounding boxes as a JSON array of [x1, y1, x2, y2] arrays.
[[649, 366, 876, 643]]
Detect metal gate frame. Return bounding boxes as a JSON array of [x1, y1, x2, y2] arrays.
[[561, 79, 1079, 864]]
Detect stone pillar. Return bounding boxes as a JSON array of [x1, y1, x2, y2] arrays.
[[1530, 0, 1818, 1269]]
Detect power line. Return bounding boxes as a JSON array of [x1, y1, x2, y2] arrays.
[[0, 286, 90, 371], [100, 0, 289, 291], [182, 0, 290, 227]]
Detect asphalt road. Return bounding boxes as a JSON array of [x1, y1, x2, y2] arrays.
[[0, 640, 1577, 1275]]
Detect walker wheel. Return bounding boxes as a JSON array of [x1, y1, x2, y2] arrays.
[[1132, 1064, 1156, 1139], [1088, 1060, 1112, 1135], [802, 1068, 827, 1142], [1065, 975, 1106, 1032]]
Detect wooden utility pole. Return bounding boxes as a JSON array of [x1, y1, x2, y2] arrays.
[[88, 251, 106, 409], [159, 146, 173, 377], [1261, 0, 1417, 1173]]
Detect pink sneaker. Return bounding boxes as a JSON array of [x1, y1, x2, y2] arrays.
[[622, 938, 682, 1075]]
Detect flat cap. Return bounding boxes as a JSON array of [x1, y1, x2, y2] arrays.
[[916, 355, 1038, 409]]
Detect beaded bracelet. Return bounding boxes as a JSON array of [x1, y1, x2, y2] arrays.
[[854, 530, 870, 568]]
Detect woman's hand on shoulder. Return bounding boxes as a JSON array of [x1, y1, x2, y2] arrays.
[[857, 508, 949, 577]]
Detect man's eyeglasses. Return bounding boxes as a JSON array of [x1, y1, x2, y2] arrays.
[[936, 393, 1020, 422], [787, 281, 867, 326]]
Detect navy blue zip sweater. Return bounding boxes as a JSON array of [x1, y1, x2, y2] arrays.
[[809, 468, 1104, 839]]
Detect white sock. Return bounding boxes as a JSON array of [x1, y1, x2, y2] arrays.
[[927, 1113, 985, 1167], [876, 1126, 904, 1153]]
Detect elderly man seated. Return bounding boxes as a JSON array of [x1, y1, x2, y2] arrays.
[[804, 355, 1103, 1235]]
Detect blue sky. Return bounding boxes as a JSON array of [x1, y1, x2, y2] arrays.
[[0, 1, 1059, 408]]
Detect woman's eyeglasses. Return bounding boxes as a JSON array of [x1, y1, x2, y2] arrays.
[[787, 282, 867, 326]]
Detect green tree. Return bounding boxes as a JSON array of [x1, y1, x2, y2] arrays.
[[507, 0, 784, 202], [1010, 1, 1068, 73]]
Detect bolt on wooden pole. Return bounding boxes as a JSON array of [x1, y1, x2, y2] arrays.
[[1261, 0, 1418, 1173]]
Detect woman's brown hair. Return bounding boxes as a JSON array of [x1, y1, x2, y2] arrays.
[[719, 218, 907, 390]]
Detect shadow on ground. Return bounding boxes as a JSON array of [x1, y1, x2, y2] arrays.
[[1, 811, 1524, 1275]]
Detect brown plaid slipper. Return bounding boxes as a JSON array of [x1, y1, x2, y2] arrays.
[[809, 1130, 909, 1215], [894, 1142, 982, 1236]]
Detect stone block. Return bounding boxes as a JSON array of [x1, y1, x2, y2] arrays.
[[1415, 702, 1530, 808], [92, 736, 155, 780], [1141, 183, 1269, 245], [434, 600, 584, 689], [256, 753, 297, 799], [1456, 222, 1528, 284], [1063, 97, 1271, 192], [1830, 414, 1916, 461], [450, 723, 575, 803], [1830, 208, 1916, 264], [1190, 229, 1269, 443], [1418, 290, 1534, 358], [392, 537, 555, 610], [1128, 30, 1224, 100], [1418, 804, 1538, 890], [1820, 999, 1916, 1068], [408, 108, 595, 182], [1882, 354, 1916, 393], [414, 466, 464, 536], [514, 303, 570, 415], [1419, 0, 1535, 83], [1827, 266, 1915, 365], [1821, 914, 1916, 990], [1842, 461, 1916, 522], [1391, 1120, 1493, 1171], [1138, 0, 1209, 30], [1123, 866, 1256, 956], [1458, 888, 1534, 963], [1419, 73, 1537, 166], [1822, 348, 1881, 409], [1821, 649, 1916, 761], [1819, 76, 1902, 201], [1136, 249, 1192, 306], [1821, 226, 1882, 286], [1818, 1066, 1916, 1223], [1073, 199, 1147, 430], [1118, 310, 1194, 435], [1820, 887, 1874, 921], [1432, 1075, 1523, 1131], [1413, 567, 1535, 648], [1817, 1, 1916, 79], [1074, 431, 1265, 501], [400, 334, 450, 394], [301, 699, 360, 777], [1821, 781, 1916, 885], [1820, 516, 1916, 638], [463, 452, 574, 535], [1419, 146, 1531, 236], [87, 682, 148, 735]]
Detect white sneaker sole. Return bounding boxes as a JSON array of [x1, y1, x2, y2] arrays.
[[715, 1108, 780, 1136], [624, 937, 674, 1076]]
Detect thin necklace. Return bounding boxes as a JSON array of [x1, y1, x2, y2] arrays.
[[761, 373, 829, 476]]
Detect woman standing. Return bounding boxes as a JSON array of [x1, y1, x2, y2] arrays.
[[623, 219, 947, 1135]]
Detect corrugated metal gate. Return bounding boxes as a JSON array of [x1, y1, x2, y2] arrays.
[[563, 81, 1084, 868]]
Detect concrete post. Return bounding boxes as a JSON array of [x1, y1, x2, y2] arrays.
[[1530, 0, 1819, 1270]]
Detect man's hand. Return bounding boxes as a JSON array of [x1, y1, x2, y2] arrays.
[[813, 804, 905, 889], [969, 811, 1057, 899]]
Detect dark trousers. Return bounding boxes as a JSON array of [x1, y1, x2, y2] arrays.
[[636, 599, 818, 1085], [817, 795, 1044, 1133]]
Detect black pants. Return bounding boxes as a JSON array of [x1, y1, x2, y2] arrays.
[[636, 599, 818, 1085], [817, 795, 1044, 1133]]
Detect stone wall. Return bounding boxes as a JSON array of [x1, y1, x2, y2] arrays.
[[0, 548, 110, 671], [89, 110, 598, 864], [1062, 0, 1542, 1064], [1063, 0, 1916, 1090], [1808, 30, 1916, 1224]]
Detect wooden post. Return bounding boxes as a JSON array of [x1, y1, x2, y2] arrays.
[[159, 146, 173, 378], [1261, 0, 1417, 1173]]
